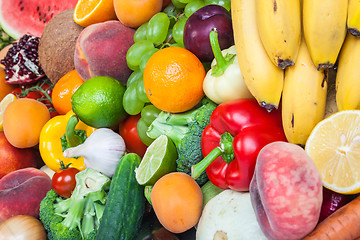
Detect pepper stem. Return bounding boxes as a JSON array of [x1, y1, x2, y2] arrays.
[[66, 115, 84, 148], [209, 28, 235, 77], [191, 132, 234, 180]]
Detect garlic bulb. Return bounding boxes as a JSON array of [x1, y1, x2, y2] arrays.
[[63, 128, 126, 177]]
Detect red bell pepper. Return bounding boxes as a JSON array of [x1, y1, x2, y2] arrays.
[[192, 98, 287, 191]]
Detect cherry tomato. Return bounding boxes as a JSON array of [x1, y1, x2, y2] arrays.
[[12, 80, 59, 118], [119, 114, 148, 157], [52, 167, 80, 198]]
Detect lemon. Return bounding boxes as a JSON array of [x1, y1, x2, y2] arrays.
[[0, 93, 17, 131], [71, 76, 126, 128], [305, 110, 360, 194], [135, 135, 178, 186]]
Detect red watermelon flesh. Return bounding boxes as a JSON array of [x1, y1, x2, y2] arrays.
[[0, 0, 78, 39]]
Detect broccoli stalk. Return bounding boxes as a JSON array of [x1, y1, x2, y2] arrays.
[[39, 168, 110, 240], [146, 98, 217, 185]]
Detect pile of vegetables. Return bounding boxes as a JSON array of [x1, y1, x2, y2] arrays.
[[1, 0, 360, 239]]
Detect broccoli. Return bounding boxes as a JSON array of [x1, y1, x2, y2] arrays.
[[39, 168, 110, 240], [147, 98, 217, 185]]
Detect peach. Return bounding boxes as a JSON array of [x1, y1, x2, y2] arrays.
[[74, 20, 135, 84], [0, 168, 52, 222], [0, 132, 39, 179], [250, 141, 323, 240]]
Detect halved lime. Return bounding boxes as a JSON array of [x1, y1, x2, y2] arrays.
[[135, 134, 177, 185]]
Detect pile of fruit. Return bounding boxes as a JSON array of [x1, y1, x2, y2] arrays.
[[0, 0, 360, 239]]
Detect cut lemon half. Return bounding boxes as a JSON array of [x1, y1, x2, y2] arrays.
[[73, 0, 117, 27], [0, 93, 17, 131], [305, 110, 360, 194], [135, 135, 177, 186]]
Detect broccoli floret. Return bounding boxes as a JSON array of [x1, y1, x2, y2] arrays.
[[39, 168, 110, 240], [147, 98, 217, 185]]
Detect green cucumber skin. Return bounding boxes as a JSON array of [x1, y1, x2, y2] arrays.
[[96, 153, 145, 240]]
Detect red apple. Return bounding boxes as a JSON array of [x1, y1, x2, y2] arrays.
[[0, 132, 39, 179]]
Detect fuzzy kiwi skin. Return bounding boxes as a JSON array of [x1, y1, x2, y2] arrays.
[[38, 9, 84, 85]]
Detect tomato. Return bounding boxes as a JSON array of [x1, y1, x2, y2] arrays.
[[52, 167, 80, 198], [12, 79, 58, 117], [119, 114, 148, 157]]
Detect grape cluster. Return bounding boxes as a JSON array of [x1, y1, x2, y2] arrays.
[[123, 0, 230, 115]]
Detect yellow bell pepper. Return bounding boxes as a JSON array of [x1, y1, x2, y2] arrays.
[[39, 110, 96, 172]]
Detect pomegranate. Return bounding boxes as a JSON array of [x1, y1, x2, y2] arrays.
[[0, 34, 45, 84]]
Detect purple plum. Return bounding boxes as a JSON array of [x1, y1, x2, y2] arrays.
[[183, 4, 234, 62]]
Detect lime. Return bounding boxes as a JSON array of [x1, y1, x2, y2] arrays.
[[71, 76, 126, 128], [135, 135, 178, 185]]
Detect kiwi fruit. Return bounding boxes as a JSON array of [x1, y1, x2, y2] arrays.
[[39, 9, 84, 85]]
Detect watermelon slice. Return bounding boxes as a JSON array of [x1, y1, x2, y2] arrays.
[[0, 0, 78, 39]]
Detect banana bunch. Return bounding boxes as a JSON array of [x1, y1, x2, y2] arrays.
[[232, 0, 360, 146]]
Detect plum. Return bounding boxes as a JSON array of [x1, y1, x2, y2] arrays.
[[318, 187, 355, 223], [250, 141, 323, 240], [183, 4, 233, 62]]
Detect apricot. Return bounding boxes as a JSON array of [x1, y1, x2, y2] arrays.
[[151, 172, 203, 233]]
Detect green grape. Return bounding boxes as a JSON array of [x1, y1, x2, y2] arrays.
[[139, 48, 159, 73], [204, 0, 230, 11], [163, 3, 182, 27], [172, 0, 187, 9], [171, 42, 185, 48], [184, 0, 205, 17], [137, 118, 154, 146], [172, 16, 187, 45], [146, 12, 171, 44], [165, 28, 176, 45], [123, 83, 145, 115], [136, 77, 150, 103], [126, 40, 155, 71], [134, 23, 148, 42], [126, 70, 143, 87], [141, 105, 161, 125], [177, 0, 195, 3]]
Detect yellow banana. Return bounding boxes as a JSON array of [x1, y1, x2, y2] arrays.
[[348, 0, 360, 37], [335, 33, 360, 111], [255, 0, 301, 69], [282, 38, 328, 146], [302, 0, 348, 69], [231, 0, 284, 111]]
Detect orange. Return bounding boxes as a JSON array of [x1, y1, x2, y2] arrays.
[[52, 69, 84, 115], [3, 98, 50, 148], [143, 47, 205, 113], [0, 68, 16, 101], [74, 0, 117, 27], [114, 0, 163, 28]]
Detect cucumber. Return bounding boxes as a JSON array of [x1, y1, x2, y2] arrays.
[[96, 153, 145, 240]]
